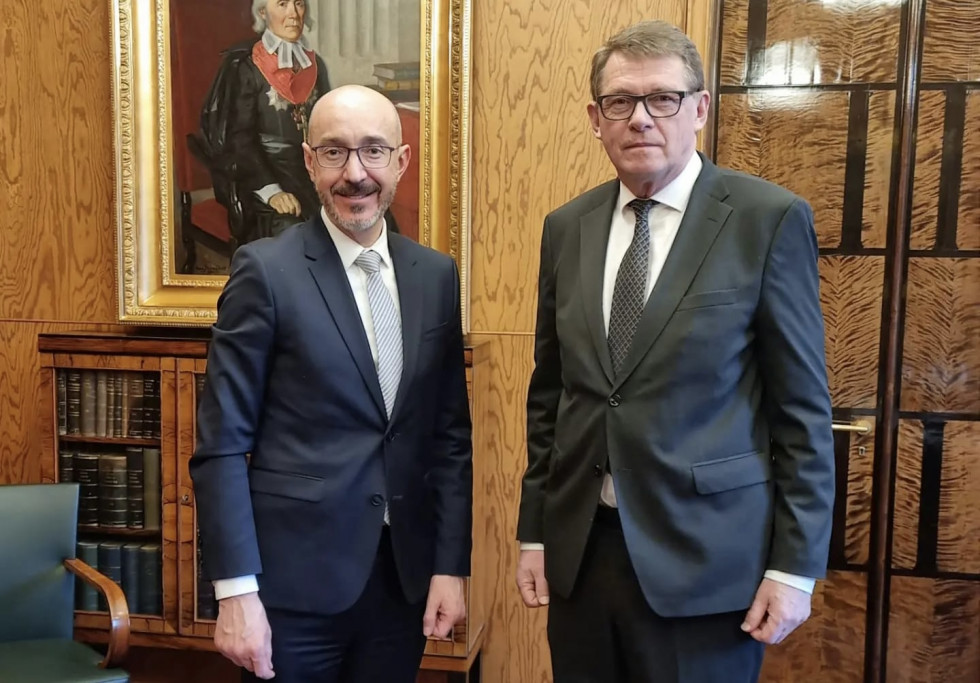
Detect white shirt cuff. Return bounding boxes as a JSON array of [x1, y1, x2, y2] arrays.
[[255, 183, 285, 204], [213, 575, 259, 600], [764, 569, 816, 594], [519, 542, 545, 551]]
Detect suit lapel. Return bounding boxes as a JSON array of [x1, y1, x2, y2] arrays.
[[303, 217, 387, 418], [613, 159, 733, 388], [386, 234, 422, 422], [579, 182, 619, 384]]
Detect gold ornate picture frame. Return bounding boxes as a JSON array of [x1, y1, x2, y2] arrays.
[[112, 0, 471, 328]]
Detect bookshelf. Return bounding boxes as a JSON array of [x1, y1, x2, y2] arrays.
[[38, 332, 489, 673]]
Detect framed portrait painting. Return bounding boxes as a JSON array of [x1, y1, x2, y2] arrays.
[[112, 0, 471, 328]]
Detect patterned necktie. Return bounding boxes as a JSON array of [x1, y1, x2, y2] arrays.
[[607, 198, 656, 376], [354, 249, 403, 418]]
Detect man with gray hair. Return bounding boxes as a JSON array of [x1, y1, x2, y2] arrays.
[[516, 20, 834, 682], [198, 0, 331, 244]]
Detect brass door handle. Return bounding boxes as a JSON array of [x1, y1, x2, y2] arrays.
[[832, 419, 873, 435]]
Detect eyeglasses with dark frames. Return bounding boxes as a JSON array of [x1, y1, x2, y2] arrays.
[[310, 145, 397, 169], [596, 91, 697, 120]]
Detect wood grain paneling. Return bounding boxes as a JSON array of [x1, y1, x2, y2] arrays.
[[716, 91, 849, 247], [467, 334, 549, 683], [819, 256, 885, 408], [909, 91, 947, 251], [469, 0, 689, 334], [901, 258, 980, 413], [719, 0, 902, 86], [759, 570, 867, 683], [863, 90, 897, 250], [893, 420, 980, 574], [960, 91, 980, 250], [887, 577, 980, 683], [0, 0, 116, 323], [843, 430, 875, 565], [921, 0, 980, 82]]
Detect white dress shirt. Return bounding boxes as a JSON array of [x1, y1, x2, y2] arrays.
[[213, 211, 399, 601], [522, 152, 815, 595]]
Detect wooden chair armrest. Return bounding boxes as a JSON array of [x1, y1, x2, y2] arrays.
[[64, 557, 131, 668]]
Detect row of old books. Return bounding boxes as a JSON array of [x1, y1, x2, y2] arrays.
[[75, 539, 162, 616], [57, 369, 161, 439], [60, 447, 161, 530]]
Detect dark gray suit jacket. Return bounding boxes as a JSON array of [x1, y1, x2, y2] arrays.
[[518, 155, 835, 618], [192, 216, 472, 616]]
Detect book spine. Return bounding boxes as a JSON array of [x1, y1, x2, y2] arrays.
[[75, 540, 101, 611], [95, 370, 109, 437], [74, 452, 100, 527], [97, 541, 123, 612], [126, 446, 145, 529], [57, 370, 67, 436], [98, 453, 129, 529], [66, 370, 82, 435], [80, 370, 97, 437], [121, 542, 142, 614], [142, 447, 162, 530], [138, 543, 162, 616]]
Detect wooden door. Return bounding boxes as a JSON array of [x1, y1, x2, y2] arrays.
[[714, 1, 978, 681]]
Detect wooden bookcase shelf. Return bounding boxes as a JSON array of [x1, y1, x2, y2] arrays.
[[38, 331, 488, 677]]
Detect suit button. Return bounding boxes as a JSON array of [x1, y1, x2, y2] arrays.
[[385, 432, 396, 443], [608, 395, 621, 407], [370, 494, 385, 506], [593, 465, 603, 478]]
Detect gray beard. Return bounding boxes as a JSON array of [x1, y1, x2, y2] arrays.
[[320, 185, 396, 234]]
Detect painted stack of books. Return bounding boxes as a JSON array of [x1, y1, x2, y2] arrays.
[[373, 61, 420, 102]]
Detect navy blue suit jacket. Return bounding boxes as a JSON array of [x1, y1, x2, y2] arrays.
[[191, 215, 473, 615]]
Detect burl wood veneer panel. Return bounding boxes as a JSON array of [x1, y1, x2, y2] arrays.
[[819, 256, 885, 409], [900, 258, 980, 414], [886, 576, 980, 683], [716, 91, 849, 247], [921, 0, 980, 83], [719, 0, 902, 86], [893, 420, 980, 575]]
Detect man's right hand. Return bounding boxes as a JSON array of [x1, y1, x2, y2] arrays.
[[268, 191, 302, 216], [215, 592, 274, 679], [516, 548, 549, 607]]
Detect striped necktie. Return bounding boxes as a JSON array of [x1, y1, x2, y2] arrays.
[[354, 249, 403, 417]]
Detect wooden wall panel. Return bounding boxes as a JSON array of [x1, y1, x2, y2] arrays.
[[921, 0, 980, 82], [843, 431, 874, 566], [469, 0, 688, 334], [909, 91, 947, 251], [0, 0, 116, 323], [759, 571, 867, 683], [863, 91, 897, 250], [719, 0, 902, 86], [819, 256, 884, 409], [886, 577, 980, 683], [893, 420, 980, 575], [960, 91, 980, 251], [716, 92, 849, 247], [900, 258, 980, 413], [466, 334, 548, 683]]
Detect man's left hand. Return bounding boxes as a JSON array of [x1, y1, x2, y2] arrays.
[[741, 577, 812, 644], [423, 575, 466, 639]]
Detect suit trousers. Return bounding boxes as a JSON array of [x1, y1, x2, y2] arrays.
[[547, 506, 765, 683], [242, 527, 427, 683]]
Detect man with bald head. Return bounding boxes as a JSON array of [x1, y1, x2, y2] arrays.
[[191, 85, 473, 682]]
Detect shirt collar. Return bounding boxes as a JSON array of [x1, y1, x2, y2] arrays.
[[261, 29, 313, 70], [320, 208, 393, 271], [616, 151, 703, 215]]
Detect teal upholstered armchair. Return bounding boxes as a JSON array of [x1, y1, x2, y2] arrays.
[[0, 483, 130, 682]]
